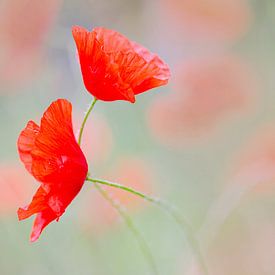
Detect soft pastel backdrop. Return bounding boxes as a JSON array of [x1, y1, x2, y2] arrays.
[[1, 1, 275, 275]]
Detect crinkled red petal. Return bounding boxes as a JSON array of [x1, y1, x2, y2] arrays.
[[17, 99, 88, 241], [72, 26, 170, 103], [30, 208, 57, 242], [17, 186, 48, 221]]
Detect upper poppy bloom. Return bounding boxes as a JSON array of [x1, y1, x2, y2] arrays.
[[17, 99, 88, 242], [72, 26, 170, 103]]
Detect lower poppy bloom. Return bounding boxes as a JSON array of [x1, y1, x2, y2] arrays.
[[17, 99, 88, 242], [72, 26, 170, 103]]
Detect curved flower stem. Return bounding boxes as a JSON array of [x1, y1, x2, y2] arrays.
[[78, 97, 97, 146], [93, 182, 158, 275], [86, 177, 208, 275], [77, 98, 158, 273], [78, 96, 207, 274]]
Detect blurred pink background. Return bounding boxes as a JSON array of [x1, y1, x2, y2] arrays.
[[1, 1, 274, 275]]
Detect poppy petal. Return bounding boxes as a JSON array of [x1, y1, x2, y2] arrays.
[[17, 99, 88, 241], [72, 26, 134, 102], [17, 121, 40, 175], [30, 208, 56, 242], [72, 26, 170, 103], [17, 186, 48, 220], [18, 99, 84, 183]]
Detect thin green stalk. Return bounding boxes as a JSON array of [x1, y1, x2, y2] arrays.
[[77, 94, 207, 274], [78, 98, 97, 145], [86, 177, 208, 275], [94, 182, 158, 275]]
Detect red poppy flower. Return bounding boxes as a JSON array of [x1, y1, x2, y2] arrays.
[[17, 99, 88, 242], [72, 26, 170, 103]]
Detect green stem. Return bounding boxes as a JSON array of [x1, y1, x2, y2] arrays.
[[78, 98, 97, 146], [94, 182, 158, 275], [86, 177, 208, 275], [77, 100, 157, 274], [77, 95, 207, 274]]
